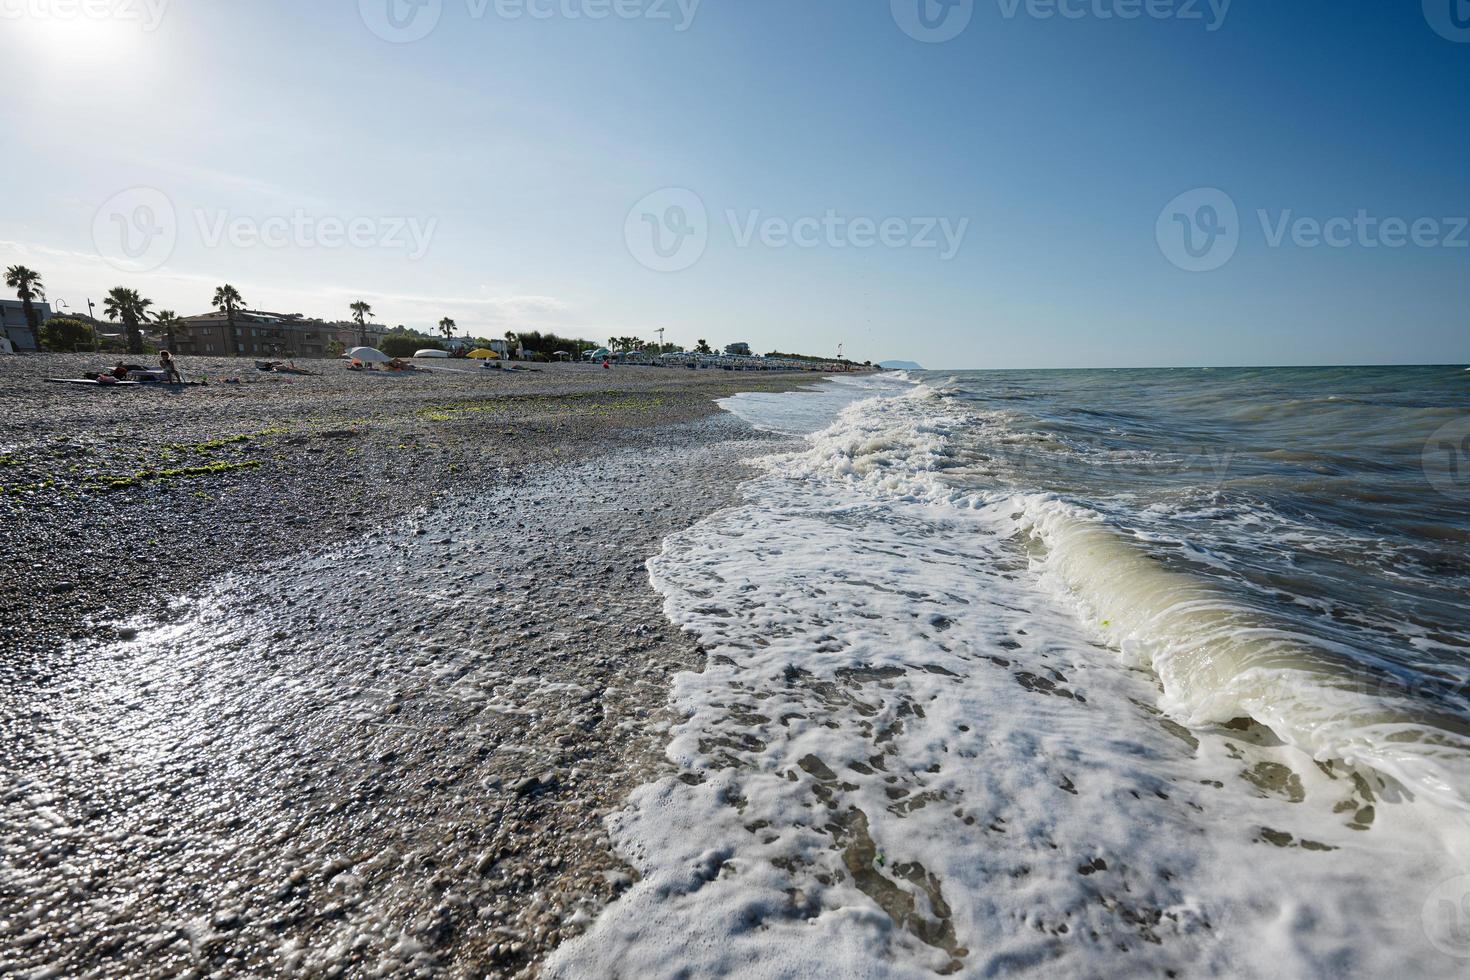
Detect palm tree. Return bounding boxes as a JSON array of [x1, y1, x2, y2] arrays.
[[103, 287, 153, 354], [4, 266, 44, 348], [153, 309, 180, 352], [695, 339, 713, 355], [439, 317, 456, 343], [212, 284, 244, 355], [350, 301, 374, 347], [102, 289, 130, 344], [504, 331, 518, 360]]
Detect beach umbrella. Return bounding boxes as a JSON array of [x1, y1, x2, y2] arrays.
[[466, 348, 497, 359], [349, 346, 391, 363]]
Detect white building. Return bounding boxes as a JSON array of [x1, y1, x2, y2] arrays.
[[0, 299, 51, 352]]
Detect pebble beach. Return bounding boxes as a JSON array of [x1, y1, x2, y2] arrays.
[[0, 354, 819, 977]]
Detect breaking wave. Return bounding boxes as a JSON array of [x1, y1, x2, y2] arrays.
[[549, 370, 1470, 979]]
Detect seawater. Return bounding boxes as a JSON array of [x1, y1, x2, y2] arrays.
[[550, 366, 1470, 979]]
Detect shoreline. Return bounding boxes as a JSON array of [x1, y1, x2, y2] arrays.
[[0, 354, 813, 977]]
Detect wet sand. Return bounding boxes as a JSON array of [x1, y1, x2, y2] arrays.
[[0, 354, 819, 977]]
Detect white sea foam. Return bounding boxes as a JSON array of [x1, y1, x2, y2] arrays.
[[718, 374, 915, 436], [548, 381, 1470, 978]]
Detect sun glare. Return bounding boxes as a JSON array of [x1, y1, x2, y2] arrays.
[[8, 6, 157, 68]]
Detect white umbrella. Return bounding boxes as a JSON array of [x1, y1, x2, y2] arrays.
[[348, 346, 391, 363]]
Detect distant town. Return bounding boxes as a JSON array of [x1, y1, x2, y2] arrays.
[[1, 267, 872, 372]]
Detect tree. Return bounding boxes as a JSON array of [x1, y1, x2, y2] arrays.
[[608, 336, 647, 353], [153, 309, 180, 352], [326, 339, 346, 358], [212, 284, 244, 354], [40, 317, 95, 352], [103, 287, 153, 354], [504, 331, 518, 359], [694, 338, 713, 355], [381, 334, 439, 358], [4, 265, 44, 348], [513, 330, 598, 357], [439, 317, 456, 342], [350, 301, 374, 347]]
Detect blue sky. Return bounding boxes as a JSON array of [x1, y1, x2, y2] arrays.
[[1, 0, 1466, 368]]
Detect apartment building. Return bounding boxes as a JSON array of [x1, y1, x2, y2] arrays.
[[173, 311, 388, 358], [0, 299, 51, 351]]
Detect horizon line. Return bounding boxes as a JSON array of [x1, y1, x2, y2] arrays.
[[913, 362, 1470, 372]]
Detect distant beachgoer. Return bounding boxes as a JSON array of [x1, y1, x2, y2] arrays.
[[158, 350, 182, 383], [113, 362, 130, 380], [602, 357, 610, 370]]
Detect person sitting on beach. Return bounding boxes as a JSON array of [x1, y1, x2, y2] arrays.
[[158, 350, 182, 383]]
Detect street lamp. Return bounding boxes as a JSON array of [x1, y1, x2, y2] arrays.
[[85, 300, 99, 350]]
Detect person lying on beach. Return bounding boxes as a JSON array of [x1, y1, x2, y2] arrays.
[[158, 351, 182, 383]]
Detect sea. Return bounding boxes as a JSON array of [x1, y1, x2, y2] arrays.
[[549, 365, 1470, 979]]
